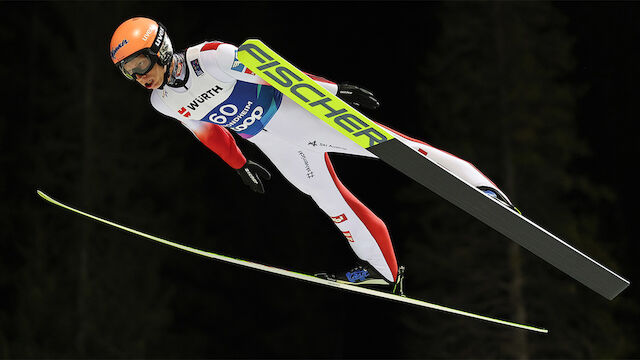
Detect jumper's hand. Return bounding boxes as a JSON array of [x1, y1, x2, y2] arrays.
[[337, 84, 380, 110], [236, 160, 271, 194]]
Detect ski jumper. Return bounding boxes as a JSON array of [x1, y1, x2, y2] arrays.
[[150, 41, 510, 282]]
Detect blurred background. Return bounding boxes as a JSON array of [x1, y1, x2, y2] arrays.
[[1, 1, 639, 358]]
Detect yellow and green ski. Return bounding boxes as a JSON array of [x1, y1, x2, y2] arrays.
[[37, 190, 547, 334], [237, 39, 629, 301]]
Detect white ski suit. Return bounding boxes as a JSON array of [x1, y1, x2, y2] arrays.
[[150, 41, 508, 282]]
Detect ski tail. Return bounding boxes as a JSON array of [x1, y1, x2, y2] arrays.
[[36, 189, 548, 334]]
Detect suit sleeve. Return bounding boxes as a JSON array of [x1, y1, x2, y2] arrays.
[[182, 120, 247, 169], [150, 90, 247, 169]]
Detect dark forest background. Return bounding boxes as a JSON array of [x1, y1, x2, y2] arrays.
[[1, 1, 639, 358]]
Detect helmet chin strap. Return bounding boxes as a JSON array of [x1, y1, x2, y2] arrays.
[[154, 58, 172, 90], [160, 64, 170, 88]]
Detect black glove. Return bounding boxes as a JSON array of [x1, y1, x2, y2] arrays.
[[236, 160, 271, 194], [337, 84, 380, 110]]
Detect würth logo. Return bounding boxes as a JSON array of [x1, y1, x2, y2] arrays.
[[331, 214, 348, 223], [185, 85, 224, 111], [178, 107, 191, 118]]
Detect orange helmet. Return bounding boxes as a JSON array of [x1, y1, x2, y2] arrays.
[[109, 17, 173, 80]]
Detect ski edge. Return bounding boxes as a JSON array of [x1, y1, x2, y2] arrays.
[[36, 189, 548, 334]]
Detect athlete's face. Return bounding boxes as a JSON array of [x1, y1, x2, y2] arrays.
[[134, 62, 165, 90]]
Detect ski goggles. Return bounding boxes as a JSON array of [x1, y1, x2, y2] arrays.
[[118, 53, 156, 80]]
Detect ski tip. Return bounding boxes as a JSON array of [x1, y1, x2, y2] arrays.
[[36, 189, 52, 202]]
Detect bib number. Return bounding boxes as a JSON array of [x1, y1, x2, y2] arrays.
[[207, 103, 264, 132]]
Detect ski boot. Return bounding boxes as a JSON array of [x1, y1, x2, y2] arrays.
[[315, 264, 406, 296], [478, 186, 522, 214]]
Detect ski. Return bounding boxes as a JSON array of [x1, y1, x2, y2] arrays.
[[237, 39, 630, 300], [37, 190, 547, 333]]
